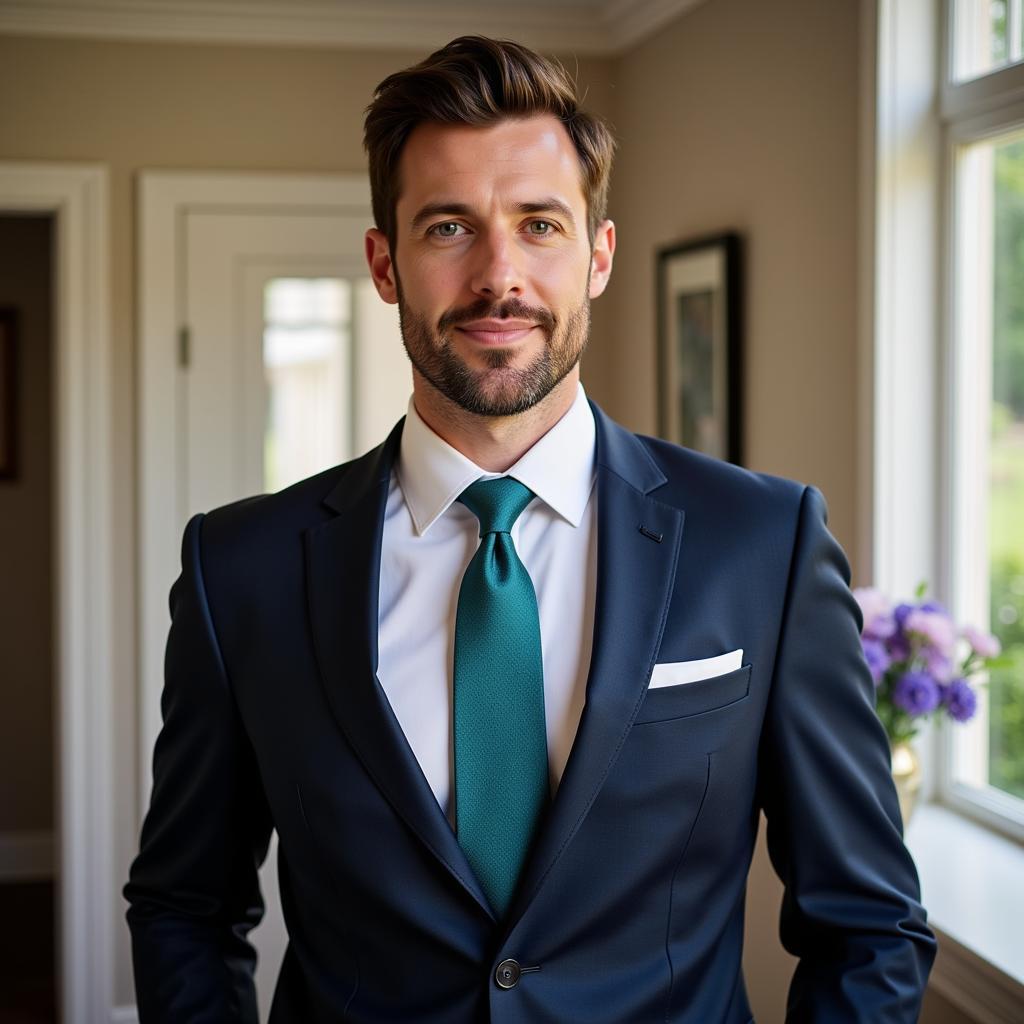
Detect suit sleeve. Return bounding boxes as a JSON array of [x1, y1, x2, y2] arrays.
[[757, 486, 937, 1023], [123, 512, 274, 1022]]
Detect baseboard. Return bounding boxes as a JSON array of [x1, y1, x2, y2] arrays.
[[111, 1006, 138, 1023], [0, 830, 54, 881], [931, 926, 1024, 1024]]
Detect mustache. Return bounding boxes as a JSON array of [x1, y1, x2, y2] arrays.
[[437, 298, 556, 335]]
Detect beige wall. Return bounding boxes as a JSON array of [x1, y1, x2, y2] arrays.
[[0, 214, 54, 834], [603, 1, 863, 1018], [604, 0, 862, 564]]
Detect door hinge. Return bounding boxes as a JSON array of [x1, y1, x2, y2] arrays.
[[178, 326, 190, 368]]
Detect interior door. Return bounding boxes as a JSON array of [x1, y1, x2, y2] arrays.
[[184, 210, 406, 513], [181, 207, 406, 1018]]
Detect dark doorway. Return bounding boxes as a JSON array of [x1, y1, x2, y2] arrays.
[[0, 213, 57, 1023]]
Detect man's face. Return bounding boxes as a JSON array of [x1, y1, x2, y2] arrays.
[[365, 114, 615, 417]]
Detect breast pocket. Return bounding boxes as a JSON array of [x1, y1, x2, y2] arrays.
[[633, 663, 753, 725]]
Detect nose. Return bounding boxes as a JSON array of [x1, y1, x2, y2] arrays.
[[469, 230, 524, 301]]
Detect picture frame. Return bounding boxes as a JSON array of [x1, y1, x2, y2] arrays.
[[0, 307, 18, 481], [656, 232, 743, 464]]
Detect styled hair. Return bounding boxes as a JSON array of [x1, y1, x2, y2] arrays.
[[363, 35, 616, 247]]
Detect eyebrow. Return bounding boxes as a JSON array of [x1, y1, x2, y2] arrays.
[[409, 197, 578, 234]]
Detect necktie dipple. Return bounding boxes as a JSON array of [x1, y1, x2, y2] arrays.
[[453, 476, 549, 917]]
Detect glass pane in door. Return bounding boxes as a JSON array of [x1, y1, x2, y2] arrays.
[[263, 277, 352, 492]]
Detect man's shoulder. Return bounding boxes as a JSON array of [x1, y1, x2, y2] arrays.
[[640, 432, 804, 500], [592, 403, 808, 515], [196, 434, 395, 554], [624, 429, 815, 548]]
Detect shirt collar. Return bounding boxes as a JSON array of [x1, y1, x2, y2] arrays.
[[396, 382, 596, 536]]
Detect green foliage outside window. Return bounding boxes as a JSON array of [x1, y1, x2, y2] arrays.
[[989, 139, 1024, 799]]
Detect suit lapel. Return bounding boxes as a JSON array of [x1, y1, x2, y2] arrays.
[[503, 404, 685, 929], [304, 420, 495, 920], [304, 402, 683, 930]]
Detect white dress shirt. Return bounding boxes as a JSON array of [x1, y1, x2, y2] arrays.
[[377, 383, 598, 823]]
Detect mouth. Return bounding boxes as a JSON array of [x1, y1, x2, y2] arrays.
[[454, 321, 538, 346]]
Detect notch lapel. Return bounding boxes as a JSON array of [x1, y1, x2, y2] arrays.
[[503, 405, 685, 931], [304, 420, 495, 920]]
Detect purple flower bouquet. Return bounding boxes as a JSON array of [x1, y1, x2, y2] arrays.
[[852, 584, 1003, 745]]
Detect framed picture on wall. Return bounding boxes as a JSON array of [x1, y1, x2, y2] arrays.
[[0, 307, 17, 480], [656, 232, 743, 464]]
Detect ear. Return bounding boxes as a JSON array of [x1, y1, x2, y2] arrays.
[[365, 228, 399, 304], [588, 219, 616, 299]]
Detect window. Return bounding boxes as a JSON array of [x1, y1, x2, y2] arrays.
[[262, 277, 353, 493], [942, 2, 1024, 838], [953, 0, 1024, 82]]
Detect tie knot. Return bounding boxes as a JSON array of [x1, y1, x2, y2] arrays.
[[458, 477, 535, 536]]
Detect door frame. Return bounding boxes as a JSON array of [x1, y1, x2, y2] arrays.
[[137, 170, 372, 804], [0, 163, 113, 1022]]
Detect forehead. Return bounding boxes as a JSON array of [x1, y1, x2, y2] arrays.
[[396, 114, 586, 215]]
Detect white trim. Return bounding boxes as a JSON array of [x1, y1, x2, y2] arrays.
[[934, 3, 1024, 842], [944, 1, 1024, 115], [0, 830, 55, 881], [937, 102, 1024, 842], [931, 932, 1024, 1024], [603, 0, 707, 50], [0, 0, 707, 55], [931, 928, 1024, 1024], [941, 781, 1024, 841], [869, 0, 943, 798], [871, 0, 942, 600], [137, 171, 374, 815], [0, 163, 114, 1024], [906, 803, 1024, 1019]]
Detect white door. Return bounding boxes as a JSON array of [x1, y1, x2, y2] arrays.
[[141, 181, 407, 1020], [183, 209, 407, 515]]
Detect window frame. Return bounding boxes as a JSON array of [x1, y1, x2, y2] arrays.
[[935, 0, 1024, 842]]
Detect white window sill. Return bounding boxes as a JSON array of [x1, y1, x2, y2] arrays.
[[904, 802, 1024, 1022]]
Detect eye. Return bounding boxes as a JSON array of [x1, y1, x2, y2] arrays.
[[526, 220, 556, 236], [429, 222, 466, 238]]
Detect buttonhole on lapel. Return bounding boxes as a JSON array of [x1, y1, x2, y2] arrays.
[[638, 524, 664, 543], [520, 965, 541, 974]]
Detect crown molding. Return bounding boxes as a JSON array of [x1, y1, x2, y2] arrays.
[[605, 0, 705, 50], [0, 0, 707, 55]]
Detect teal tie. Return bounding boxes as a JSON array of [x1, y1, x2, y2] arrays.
[[454, 477, 549, 917]]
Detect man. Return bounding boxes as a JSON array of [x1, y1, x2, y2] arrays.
[[124, 35, 935, 1022]]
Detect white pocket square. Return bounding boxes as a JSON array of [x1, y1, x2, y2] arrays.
[[648, 649, 744, 688]]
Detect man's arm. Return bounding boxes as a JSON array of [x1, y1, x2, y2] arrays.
[[758, 485, 937, 1022], [123, 512, 273, 1023]]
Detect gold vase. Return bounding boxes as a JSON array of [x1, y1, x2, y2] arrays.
[[890, 741, 922, 826]]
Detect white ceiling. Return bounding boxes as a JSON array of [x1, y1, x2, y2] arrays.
[[0, 0, 708, 55]]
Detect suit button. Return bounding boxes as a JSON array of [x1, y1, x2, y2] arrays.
[[495, 958, 522, 989]]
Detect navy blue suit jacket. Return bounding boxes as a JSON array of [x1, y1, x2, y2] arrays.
[[124, 401, 936, 1022]]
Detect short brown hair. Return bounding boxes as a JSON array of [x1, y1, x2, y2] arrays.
[[363, 35, 616, 248]]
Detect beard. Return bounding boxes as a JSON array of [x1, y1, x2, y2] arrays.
[[395, 273, 591, 417]]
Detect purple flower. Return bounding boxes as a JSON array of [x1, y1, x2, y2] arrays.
[[853, 587, 896, 639], [942, 678, 978, 723], [862, 638, 891, 684], [866, 613, 897, 641], [924, 648, 955, 683], [894, 603, 915, 629], [892, 670, 941, 715], [904, 608, 958, 658], [887, 630, 912, 662], [962, 625, 1002, 659]]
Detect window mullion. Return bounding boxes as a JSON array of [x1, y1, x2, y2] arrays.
[[1010, 0, 1023, 63]]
